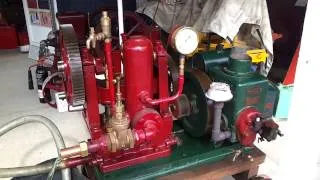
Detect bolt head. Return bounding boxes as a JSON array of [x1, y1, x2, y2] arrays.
[[256, 117, 261, 122]]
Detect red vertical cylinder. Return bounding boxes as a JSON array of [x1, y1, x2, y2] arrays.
[[123, 36, 153, 118]]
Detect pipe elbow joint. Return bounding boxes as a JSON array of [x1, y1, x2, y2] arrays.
[[212, 130, 231, 143]]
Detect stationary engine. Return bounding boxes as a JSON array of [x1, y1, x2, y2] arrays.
[[38, 11, 196, 173], [25, 9, 282, 178]]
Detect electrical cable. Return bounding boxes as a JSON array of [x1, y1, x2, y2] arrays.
[[47, 158, 61, 180], [0, 115, 70, 180], [41, 71, 63, 107]]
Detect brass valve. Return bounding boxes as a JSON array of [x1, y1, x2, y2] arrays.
[[100, 11, 111, 41], [86, 27, 97, 48], [86, 11, 111, 49], [107, 75, 135, 152]]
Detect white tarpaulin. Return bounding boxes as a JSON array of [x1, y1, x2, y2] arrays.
[[137, 0, 274, 75]]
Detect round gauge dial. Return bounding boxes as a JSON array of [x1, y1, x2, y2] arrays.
[[172, 27, 199, 55]]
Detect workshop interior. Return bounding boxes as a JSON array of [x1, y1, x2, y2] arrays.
[[0, 0, 309, 180]]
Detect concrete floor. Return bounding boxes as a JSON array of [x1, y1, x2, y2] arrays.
[[0, 50, 286, 179], [0, 50, 90, 180]]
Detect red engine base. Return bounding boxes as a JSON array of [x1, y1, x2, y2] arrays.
[[96, 136, 176, 172]]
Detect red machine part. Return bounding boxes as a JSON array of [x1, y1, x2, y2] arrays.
[[123, 35, 154, 118], [82, 55, 102, 139], [235, 107, 261, 146], [57, 12, 88, 41], [132, 108, 171, 146], [69, 35, 176, 172], [104, 41, 116, 107], [58, 10, 178, 171], [139, 41, 185, 107]]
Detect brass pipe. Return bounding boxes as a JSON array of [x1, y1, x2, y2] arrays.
[[85, 11, 111, 49], [60, 142, 88, 159], [179, 55, 185, 76]]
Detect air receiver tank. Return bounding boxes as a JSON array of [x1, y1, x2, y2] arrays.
[[123, 35, 154, 118]]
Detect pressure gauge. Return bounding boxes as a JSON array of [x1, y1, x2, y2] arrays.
[[170, 27, 199, 55]]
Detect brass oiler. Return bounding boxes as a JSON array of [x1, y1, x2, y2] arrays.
[[86, 11, 111, 49]]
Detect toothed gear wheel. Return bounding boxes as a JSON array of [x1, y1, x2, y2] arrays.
[[60, 24, 85, 106]]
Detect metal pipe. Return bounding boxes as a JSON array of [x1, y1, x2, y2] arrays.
[[140, 55, 185, 105], [104, 40, 116, 107], [0, 161, 66, 178], [117, 0, 124, 46], [86, 27, 96, 49], [117, 0, 124, 73], [60, 145, 82, 159], [0, 115, 70, 180], [211, 102, 231, 143], [86, 11, 111, 49], [64, 157, 91, 168]]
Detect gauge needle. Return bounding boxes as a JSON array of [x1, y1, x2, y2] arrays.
[[185, 36, 191, 43]]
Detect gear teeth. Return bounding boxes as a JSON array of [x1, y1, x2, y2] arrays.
[[60, 24, 85, 106]]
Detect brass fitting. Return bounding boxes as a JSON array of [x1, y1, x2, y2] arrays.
[[107, 129, 135, 152], [179, 55, 186, 76], [79, 141, 89, 157], [86, 11, 111, 49], [86, 27, 96, 49], [100, 11, 111, 42], [60, 141, 89, 159], [61, 76, 135, 156], [107, 75, 135, 152]]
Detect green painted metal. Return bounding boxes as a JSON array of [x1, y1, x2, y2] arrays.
[[263, 81, 280, 118], [208, 66, 269, 126], [226, 57, 252, 74], [93, 124, 242, 180], [190, 49, 278, 142], [189, 49, 231, 73]]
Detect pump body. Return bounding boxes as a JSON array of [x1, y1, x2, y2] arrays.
[[177, 48, 281, 147]]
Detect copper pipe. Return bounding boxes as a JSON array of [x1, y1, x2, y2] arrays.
[[64, 157, 91, 168], [60, 145, 82, 159]]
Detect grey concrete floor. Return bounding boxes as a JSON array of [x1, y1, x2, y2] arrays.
[[0, 50, 285, 179], [0, 50, 90, 180]]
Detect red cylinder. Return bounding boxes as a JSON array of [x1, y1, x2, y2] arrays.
[[123, 36, 153, 119]]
